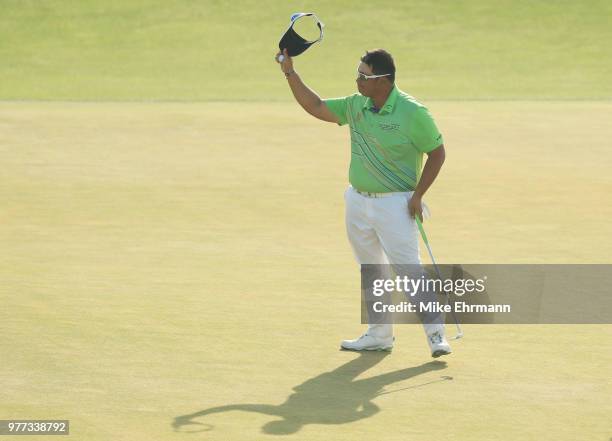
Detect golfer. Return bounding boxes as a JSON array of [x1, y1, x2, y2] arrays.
[[276, 48, 451, 357]]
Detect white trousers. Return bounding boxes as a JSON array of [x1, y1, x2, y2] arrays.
[[344, 186, 442, 338]]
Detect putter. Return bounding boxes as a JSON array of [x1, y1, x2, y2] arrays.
[[415, 216, 464, 340]]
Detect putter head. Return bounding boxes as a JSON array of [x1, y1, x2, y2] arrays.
[[450, 332, 464, 340]]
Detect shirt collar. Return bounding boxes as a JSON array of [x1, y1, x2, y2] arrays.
[[363, 85, 399, 115]]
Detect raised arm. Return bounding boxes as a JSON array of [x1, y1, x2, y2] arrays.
[[276, 48, 339, 124]]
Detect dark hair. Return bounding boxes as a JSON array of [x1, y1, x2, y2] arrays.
[[361, 49, 395, 83]]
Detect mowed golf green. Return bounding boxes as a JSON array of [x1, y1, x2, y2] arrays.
[[1, 101, 611, 440], [1, 0, 612, 439], [1, 0, 610, 100]]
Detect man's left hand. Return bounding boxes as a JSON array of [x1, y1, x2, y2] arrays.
[[408, 194, 423, 222]]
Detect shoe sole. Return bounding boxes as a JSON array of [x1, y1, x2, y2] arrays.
[[340, 345, 393, 352], [431, 349, 452, 358], [340, 336, 394, 352]]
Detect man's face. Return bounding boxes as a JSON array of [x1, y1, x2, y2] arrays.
[[356, 62, 378, 97]]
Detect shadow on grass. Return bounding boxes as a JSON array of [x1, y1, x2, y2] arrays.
[[172, 352, 449, 435]]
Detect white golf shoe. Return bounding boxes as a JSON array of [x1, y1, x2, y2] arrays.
[[341, 333, 394, 351], [427, 330, 452, 358]]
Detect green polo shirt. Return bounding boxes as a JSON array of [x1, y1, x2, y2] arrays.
[[324, 86, 443, 192]]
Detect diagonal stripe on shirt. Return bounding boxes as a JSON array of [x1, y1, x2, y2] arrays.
[[352, 129, 417, 191]]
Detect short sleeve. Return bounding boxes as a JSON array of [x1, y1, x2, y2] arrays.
[[409, 107, 444, 153], [323, 96, 350, 126]]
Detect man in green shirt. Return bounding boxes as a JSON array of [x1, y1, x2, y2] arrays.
[[276, 48, 451, 358]]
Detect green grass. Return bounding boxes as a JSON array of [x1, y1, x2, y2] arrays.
[[0, 0, 611, 100], [1, 102, 611, 440], [1, 2, 611, 438]]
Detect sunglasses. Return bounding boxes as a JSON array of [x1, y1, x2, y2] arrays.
[[356, 70, 391, 81]]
